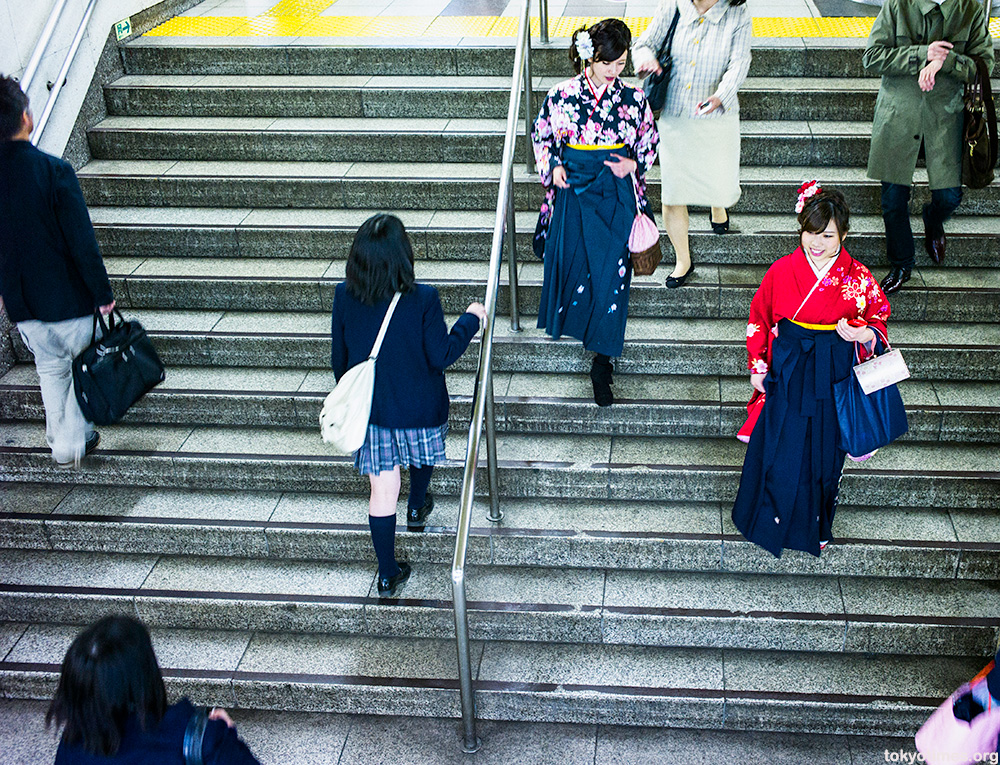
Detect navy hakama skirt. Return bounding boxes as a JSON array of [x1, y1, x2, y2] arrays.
[[731, 320, 857, 558], [538, 146, 635, 358]]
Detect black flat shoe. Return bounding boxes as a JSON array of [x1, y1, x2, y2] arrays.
[[590, 357, 614, 407], [377, 561, 411, 598], [879, 267, 911, 295], [665, 264, 695, 289], [406, 492, 434, 532], [709, 210, 729, 234]]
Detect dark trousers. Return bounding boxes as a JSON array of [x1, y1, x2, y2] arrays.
[[880, 182, 962, 270]]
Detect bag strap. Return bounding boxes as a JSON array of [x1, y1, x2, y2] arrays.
[[630, 173, 643, 216], [182, 707, 208, 765], [369, 292, 401, 361], [976, 56, 998, 169], [655, 7, 681, 62]]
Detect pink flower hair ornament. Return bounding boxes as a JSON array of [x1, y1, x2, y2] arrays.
[[795, 180, 822, 213]]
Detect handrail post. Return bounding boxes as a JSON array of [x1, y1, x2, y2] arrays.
[[21, 0, 72, 93], [524, 14, 534, 175], [505, 176, 521, 332], [484, 369, 503, 522], [540, 0, 550, 45], [452, 565, 480, 753]]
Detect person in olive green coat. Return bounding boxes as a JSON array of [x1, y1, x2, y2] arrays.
[[863, 0, 994, 294]]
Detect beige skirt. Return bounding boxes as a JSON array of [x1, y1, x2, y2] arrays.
[[658, 111, 742, 208]]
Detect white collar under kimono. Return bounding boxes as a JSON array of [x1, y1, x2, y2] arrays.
[[806, 250, 840, 280]]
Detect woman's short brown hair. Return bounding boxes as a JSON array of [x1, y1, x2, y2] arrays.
[[798, 189, 850, 239]]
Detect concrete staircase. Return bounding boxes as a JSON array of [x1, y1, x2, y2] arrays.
[[1, 39, 999, 738]]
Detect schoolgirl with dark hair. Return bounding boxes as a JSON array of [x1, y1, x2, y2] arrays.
[[331, 214, 486, 597], [731, 183, 893, 558], [48, 615, 259, 763], [533, 18, 659, 406]]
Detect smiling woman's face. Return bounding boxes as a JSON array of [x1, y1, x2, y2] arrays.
[[800, 218, 843, 261]]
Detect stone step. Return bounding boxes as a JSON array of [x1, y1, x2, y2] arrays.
[[89, 207, 1000, 269], [1, 424, 997, 509], [75, 162, 1000, 215], [119, 41, 1000, 82], [0, 697, 928, 765], [1, 549, 997, 655], [100, 75, 882, 123], [87, 116, 875, 167], [83, 256, 1000, 324], [0, 620, 986, 735], [3, 365, 998, 444], [10, 311, 990, 381], [2, 483, 996, 580]]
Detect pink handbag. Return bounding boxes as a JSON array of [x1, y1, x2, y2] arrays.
[[915, 662, 1000, 765], [628, 174, 661, 276]]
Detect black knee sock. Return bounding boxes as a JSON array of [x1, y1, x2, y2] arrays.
[[368, 514, 399, 580], [408, 465, 434, 510]]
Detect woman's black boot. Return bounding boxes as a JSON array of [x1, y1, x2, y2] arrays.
[[590, 355, 614, 407]]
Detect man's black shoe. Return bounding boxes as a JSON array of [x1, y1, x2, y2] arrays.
[[377, 562, 411, 598], [407, 492, 434, 532], [880, 267, 911, 295]]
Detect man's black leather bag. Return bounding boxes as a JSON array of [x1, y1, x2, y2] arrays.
[[73, 309, 166, 425]]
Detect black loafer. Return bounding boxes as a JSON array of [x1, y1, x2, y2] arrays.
[[709, 210, 730, 234], [879, 267, 911, 295], [407, 492, 434, 532], [665, 264, 695, 289], [377, 561, 411, 598]]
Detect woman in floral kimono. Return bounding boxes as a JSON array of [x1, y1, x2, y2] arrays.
[[732, 184, 892, 558], [532, 18, 659, 406]]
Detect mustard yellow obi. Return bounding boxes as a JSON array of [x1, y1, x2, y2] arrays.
[[790, 319, 838, 331], [567, 143, 626, 150]]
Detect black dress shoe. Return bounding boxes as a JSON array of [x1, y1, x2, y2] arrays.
[[407, 492, 434, 531], [925, 230, 946, 265], [377, 561, 411, 598], [709, 210, 730, 234], [665, 264, 695, 289], [880, 267, 911, 295], [590, 357, 614, 407]]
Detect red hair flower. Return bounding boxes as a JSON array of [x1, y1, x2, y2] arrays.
[[795, 180, 822, 213]]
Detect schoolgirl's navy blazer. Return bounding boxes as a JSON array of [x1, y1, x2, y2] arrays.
[[331, 282, 480, 430]]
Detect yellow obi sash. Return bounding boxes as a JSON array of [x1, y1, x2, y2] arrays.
[[567, 143, 626, 150], [790, 319, 838, 331]]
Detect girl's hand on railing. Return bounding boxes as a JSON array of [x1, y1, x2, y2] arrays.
[[552, 165, 570, 188], [466, 303, 488, 324]]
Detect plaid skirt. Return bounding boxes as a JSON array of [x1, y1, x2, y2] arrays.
[[355, 423, 448, 476]]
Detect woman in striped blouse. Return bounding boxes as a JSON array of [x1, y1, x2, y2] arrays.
[[633, 0, 752, 288]]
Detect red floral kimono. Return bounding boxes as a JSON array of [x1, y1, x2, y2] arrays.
[[732, 246, 892, 557]]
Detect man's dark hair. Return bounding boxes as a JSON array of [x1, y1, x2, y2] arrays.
[[46, 616, 168, 757], [345, 213, 416, 305], [798, 189, 851, 239], [570, 18, 632, 74], [0, 75, 29, 141]]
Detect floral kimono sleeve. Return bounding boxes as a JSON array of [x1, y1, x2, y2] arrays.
[[858, 271, 892, 361], [746, 270, 775, 374], [532, 90, 564, 187], [632, 90, 659, 177]]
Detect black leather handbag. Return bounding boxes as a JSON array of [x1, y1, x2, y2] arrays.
[[72, 309, 166, 425], [642, 8, 680, 116], [962, 56, 997, 190]]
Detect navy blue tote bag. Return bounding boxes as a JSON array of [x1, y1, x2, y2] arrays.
[[833, 368, 908, 456]]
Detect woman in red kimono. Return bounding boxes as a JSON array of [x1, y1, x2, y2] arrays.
[[732, 184, 891, 557]]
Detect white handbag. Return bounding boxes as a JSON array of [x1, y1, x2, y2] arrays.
[[320, 292, 401, 454], [853, 345, 910, 395]]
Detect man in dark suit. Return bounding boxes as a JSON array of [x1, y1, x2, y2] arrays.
[[0, 75, 115, 468]]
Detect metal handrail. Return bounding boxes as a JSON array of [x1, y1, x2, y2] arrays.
[[451, 0, 533, 753], [30, 0, 100, 145], [21, 0, 73, 93]]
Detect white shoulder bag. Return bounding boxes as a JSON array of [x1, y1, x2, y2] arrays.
[[320, 292, 401, 454]]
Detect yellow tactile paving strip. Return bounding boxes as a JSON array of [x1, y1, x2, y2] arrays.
[[145, 6, 1000, 39]]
